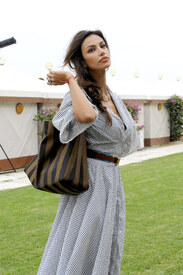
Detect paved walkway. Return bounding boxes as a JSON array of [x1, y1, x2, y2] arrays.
[[0, 141, 183, 191]]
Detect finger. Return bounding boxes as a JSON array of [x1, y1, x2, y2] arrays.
[[47, 80, 54, 85], [46, 76, 52, 81], [48, 70, 54, 76], [47, 70, 55, 76], [47, 77, 53, 84]]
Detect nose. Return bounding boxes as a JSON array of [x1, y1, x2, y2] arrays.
[[98, 46, 105, 56]]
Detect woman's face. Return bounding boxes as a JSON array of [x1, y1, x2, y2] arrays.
[[81, 34, 111, 72]]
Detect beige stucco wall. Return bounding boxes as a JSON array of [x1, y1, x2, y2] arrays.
[[0, 94, 171, 165], [0, 102, 38, 160], [144, 103, 170, 139]]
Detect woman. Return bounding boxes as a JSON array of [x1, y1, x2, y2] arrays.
[[38, 30, 138, 275]]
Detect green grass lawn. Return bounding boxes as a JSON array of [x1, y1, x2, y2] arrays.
[[0, 153, 183, 275], [121, 152, 183, 275]]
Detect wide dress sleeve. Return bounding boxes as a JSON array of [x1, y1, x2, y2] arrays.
[[121, 101, 139, 157], [52, 91, 99, 144]]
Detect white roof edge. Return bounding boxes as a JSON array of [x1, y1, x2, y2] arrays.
[[0, 91, 170, 101]]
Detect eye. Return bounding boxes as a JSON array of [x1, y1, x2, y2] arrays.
[[101, 43, 106, 49], [88, 48, 95, 53]]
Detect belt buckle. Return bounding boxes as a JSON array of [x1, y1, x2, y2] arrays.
[[114, 157, 120, 165]]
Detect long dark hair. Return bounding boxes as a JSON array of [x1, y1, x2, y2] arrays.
[[64, 30, 112, 124]]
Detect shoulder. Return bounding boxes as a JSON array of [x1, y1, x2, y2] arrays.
[[108, 86, 126, 105], [62, 89, 92, 104], [63, 90, 71, 100], [107, 86, 119, 98], [62, 89, 90, 102]]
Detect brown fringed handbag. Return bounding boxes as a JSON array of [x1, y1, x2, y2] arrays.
[[24, 121, 88, 195]]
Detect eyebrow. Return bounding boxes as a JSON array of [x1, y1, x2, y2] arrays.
[[86, 40, 104, 49]]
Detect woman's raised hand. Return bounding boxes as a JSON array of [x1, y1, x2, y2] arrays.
[[47, 70, 73, 85]]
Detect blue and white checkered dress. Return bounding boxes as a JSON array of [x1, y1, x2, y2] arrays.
[[37, 88, 138, 275]]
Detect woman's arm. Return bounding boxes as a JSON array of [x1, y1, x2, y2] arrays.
[[47, 70, 96, 123]]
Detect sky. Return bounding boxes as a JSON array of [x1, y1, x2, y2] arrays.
[[1, 0, 183, 84]]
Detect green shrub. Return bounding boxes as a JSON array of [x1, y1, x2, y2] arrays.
[[165, 95, 183, 141], [125, 102, 144, 131], [33, 101, 59, 121]]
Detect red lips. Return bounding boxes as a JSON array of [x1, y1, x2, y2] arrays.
[[99, 57, 109, 62]]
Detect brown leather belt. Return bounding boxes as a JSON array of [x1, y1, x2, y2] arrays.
[[87, 149, 120, 165]]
